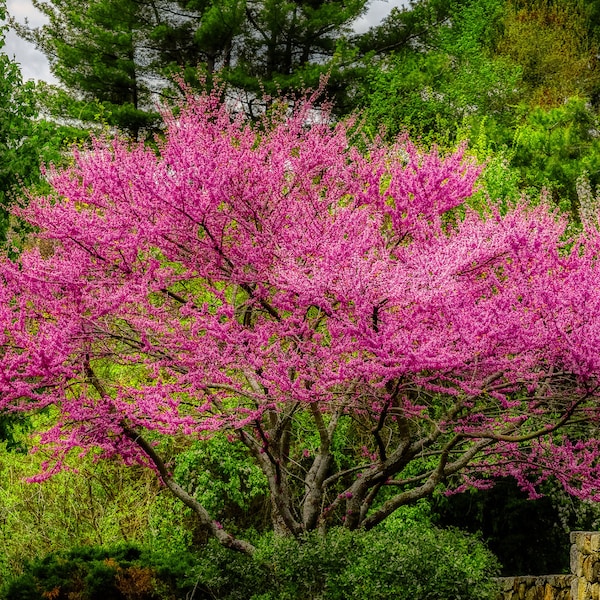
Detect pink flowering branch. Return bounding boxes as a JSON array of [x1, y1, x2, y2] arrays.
[[3, 85, 600, 552]]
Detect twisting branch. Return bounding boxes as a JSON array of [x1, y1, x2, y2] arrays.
[[302, 405, 339, 529], [123, 425, 256, 554], [461, 390, 596, 443], [83, 357, 255, 554], [361, 436, 494, 531], [237, 427, 304, 537]]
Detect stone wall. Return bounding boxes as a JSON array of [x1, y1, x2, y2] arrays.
[[497, 575, 573, 600], [570, 532, 600, 600], [496, 532, 600, 600]]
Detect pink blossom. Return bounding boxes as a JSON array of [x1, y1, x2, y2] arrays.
[[3, 86, 600, 550]]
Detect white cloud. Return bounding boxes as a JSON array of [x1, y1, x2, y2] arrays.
[[7, 0, 46, 24], [354, 0, 406, 34], [4, 0, 56, 83]]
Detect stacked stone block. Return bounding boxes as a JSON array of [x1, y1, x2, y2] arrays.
[[497, 575, 573, 599], [570, 532, 600, 600], [496, 532, 600, 600]]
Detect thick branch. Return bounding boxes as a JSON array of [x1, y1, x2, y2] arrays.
[[361, 437, 493, 530], [302, 406, 339, 529], [460, 392, 593, 443], [123, 426, 255, 554], [84, 359, 254, 554], [238, 428, 304, 536]]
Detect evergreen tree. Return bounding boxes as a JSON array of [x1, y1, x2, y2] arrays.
[[227, 0, 368, 97], [16, 0, 370, 127], [17, 0, 162, 137], [356, 0, 455, 57], [150, 0, 246, 78]]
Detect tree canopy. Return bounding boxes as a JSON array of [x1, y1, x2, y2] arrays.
[[3, 87, 600, 555], [0, 2, 37, 231], [1, 1, 89, 248], [16, 0, 370, 133], [17, 0, 161, 137]]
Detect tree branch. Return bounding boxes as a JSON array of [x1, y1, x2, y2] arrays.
[[83, 357, 255, 554], [123, 425, 255, 554]]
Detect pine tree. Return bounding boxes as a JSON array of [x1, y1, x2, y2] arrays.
[[16, 0, 370, 128], [18, 0, 162, 137]]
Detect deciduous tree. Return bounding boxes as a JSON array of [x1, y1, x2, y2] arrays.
[[359, 0, 521, 142], [1, 3, 90, 244], [0, 2, 37, 232], [498, 0, 600, 107], [3, 87, 600, 555]]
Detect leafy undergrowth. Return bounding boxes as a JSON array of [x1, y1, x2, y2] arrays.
[[1, 522, 499, 600]]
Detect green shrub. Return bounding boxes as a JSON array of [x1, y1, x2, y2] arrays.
[[335, 526, 500, 600], [1, 525, 500, 600], [194, 524, 499, 600], [0, 544, 197, 600]]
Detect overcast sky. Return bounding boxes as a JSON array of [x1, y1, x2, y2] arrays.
[[3, 0, 406, 84]]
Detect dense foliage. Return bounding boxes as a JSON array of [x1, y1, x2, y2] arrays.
[[0, 1, 88, 247], [0, 544, 198, 600], [15, 0, 370, 134], [3, 84, 600, 558], [1, 525, 499, 600]]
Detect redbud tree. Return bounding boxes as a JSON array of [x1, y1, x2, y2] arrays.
[[3, 88, 600, 555]]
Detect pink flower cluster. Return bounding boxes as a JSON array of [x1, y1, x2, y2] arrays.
[[1, 86, 600, 509]]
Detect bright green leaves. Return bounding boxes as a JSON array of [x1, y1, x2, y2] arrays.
[[511, 98, 600, 217], [173, 435, 269, 532], [361, 0, 521, 144], [358, 0, 600, 222]]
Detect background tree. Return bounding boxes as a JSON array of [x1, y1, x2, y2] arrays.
[[1, 1, 86, 250], [0, 2, 39, 235], [508, 98, 600, 216], [224, 0, 368, 102], [497, 0, 600, 107], [151, 0, 246, 79], [355, 0, 454, 57], [16, 0, 162, 137], [359, 0, 520, 143], [3, 87, 600, 556], [15, 0, 370, 126]]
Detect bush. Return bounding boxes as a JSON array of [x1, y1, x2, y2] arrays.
[[1, 525, 500, 600], [194, 523, 500, 600], [335, 526, 500, 600], [0, 544, 198, 600]]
